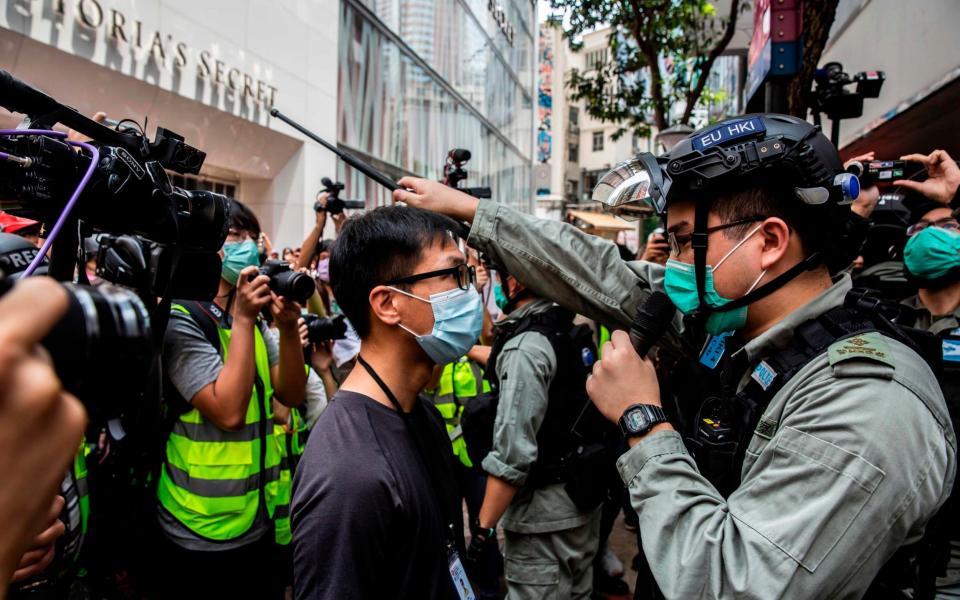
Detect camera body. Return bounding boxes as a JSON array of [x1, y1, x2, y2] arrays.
[[845, 160, 909, 187], [442, 148, 492, 199], [0, 69, 229, 296], [303, 312, 347, 344], [255, 259, 315, 304], [314, 177, 365, 215]]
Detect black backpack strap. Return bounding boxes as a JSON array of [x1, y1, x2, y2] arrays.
[[171, 300, 224, 353]]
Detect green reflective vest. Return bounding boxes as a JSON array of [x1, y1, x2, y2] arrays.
[[274, 393, 308, 546], [158, 305, 283, 542], [75, 444, 89, 536], [424, 357, 491, 468], [598, 324, 611, 359]]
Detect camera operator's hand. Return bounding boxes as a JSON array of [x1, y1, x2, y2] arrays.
[[897, 149, 960, 204], [640, 234, 670, 264], [394, 177, 480, 223], [314, 192, 329, 228], [0, 278, 86, 585], [311, 340, 335, 374], [846, 152, 881, 218], [271, 294, 301, 331], [587, 330, 666, 437], [297, 317, 310, 348], [11, 495, 65, 583], [235, 266, 272, 323], [331, 210, 348, 234]]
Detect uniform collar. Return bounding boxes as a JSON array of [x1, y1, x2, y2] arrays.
[[738, 274, 853, 364], [500, 298, 555, 325], [903, 294, 960, 335]]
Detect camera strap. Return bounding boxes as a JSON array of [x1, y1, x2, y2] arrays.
[[356, 355, 462, 551]]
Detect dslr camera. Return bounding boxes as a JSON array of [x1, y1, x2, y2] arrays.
[[314, 177, 365, 215], [255, 259, 315, 304], [303, 312, 347, 344]]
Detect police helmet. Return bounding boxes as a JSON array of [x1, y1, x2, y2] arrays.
[[592, 114, 859, 217], [0, 232, 47, 279]]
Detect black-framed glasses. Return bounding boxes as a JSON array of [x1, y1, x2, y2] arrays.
[[906, 217, 960, 237], [384, 263, 476, 291], [668, 216, 765, 257]]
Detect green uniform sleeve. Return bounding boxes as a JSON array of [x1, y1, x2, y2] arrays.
[[468, 201, 683, 342], [481, 331, 556, 487], [616, 348, 954, 599]]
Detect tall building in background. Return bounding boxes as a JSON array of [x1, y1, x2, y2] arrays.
[[338, 0, 536, 212]]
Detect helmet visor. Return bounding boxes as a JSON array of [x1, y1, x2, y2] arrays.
[[591, 153, 667, 219]]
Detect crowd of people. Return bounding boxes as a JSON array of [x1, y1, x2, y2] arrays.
[[2, 112, 959, 600]]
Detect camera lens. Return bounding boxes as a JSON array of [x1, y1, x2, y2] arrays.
[[41, 283, 153, 421], [270, 270, 315, 304]]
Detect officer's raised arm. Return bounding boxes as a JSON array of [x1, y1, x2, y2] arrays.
[[394, 177, 667, 333]]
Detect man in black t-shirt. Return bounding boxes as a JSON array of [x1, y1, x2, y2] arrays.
[[292, 206, 486, 600]]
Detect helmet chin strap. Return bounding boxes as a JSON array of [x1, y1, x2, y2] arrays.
[[712, 252, 822, 312], [691, 202, 823, 315]]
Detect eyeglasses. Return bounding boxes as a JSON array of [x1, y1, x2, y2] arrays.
[[384, 263, 476, 291], [667, 216, 765, 257], [906, 217, 960, 237]]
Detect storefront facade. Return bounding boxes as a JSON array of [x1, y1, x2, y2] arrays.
[[0, 0, 535, 247]]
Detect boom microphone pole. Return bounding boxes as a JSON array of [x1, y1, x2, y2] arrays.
[[269, 108, 400, 192]]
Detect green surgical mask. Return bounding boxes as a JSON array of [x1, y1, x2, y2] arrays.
[[494, 282, 509, 311], [221, 240, 260, 285], [663, 223, 766, 336], [904, 226, 960, 280]]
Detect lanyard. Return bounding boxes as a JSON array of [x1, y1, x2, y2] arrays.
[[357, 355, 459, 549]]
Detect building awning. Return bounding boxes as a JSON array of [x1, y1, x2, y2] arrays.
[[566, 209, 635, 231]]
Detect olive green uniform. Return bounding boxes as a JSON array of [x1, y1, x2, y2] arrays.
[[483, 298, 601, 599], [468, 200, 956, 599]]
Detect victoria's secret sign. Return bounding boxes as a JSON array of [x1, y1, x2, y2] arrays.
[[38, 0, 279, 109]]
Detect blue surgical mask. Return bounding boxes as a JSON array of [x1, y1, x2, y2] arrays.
[[221, 239, 261, 285], [904, 226, 960, 280], [390, 284, 484, 364], [663, 223, 766, 335]]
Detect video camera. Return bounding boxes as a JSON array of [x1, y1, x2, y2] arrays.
[[811, 62, 885, 146], [442, 149, 491, 199], [0, 70, 230, 419], [0, 70, 229, 300], [314, 177, 365, 215]]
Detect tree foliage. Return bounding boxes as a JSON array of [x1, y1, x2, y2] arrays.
[[549, 0, 745, 140]]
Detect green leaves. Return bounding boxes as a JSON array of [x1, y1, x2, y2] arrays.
[[551, 0, 741, 139]]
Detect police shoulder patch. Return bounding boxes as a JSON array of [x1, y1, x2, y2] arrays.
[[827, 332, 895, 368]]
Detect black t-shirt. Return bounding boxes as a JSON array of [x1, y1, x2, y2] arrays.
[[291, 390, 460, 600]]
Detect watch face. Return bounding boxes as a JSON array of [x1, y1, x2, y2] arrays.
[[625, 409, 648, 432]]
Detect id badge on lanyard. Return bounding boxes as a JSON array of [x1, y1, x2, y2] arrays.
[[448, 545, 477, 600]]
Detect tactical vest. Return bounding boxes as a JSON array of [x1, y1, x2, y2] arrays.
[[157, 301, 283, 542], [664, 289, 943, 600], [423, 357, 491, 468], [462, 305, 615, 511]]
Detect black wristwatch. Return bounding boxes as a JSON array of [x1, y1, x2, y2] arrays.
[[618, 404, 669, 438]]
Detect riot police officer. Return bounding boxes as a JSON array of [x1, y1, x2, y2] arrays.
[[393, 114, 956, 599]]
